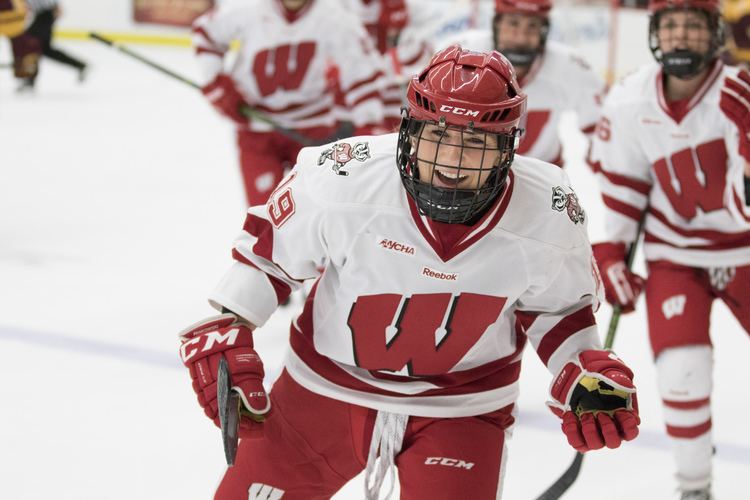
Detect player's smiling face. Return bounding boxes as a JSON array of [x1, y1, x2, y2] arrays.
[[413, 123, 503, 190], [495, 13, 545, 53], [656, 9, 711, 55]]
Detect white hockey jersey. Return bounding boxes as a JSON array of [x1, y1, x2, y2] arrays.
[[590, 61, 750, 267], [209, 133, 603, 417], [439, 31, 604, 165], [192, 0, 386, 131]]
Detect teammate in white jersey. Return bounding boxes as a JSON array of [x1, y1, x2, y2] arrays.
[[443, 0, 604, 166], [192, 0, 386, 205], [179, 46, 640, 500], [590, 0, 750, 498], [343, 0, 432, 130]]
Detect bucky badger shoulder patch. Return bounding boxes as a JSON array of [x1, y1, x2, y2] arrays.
[[551, 186, 585, 225], [317, 141, 370, 176]]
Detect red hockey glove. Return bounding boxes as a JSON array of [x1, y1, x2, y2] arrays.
[[549, 350, 640, 452], [720, 70, 750, 162], [378, 0, 408, 30], [179, 314, 270, 435], [201, 74, 249, 125], [592, 242, 644, 313]]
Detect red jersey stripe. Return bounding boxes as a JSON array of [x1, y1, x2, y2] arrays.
[[602, 194, 644, 222], [535, 305, 596, 366]]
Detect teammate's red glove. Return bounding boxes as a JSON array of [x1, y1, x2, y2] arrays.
[[201, 74, 249, 125], [378, 0, 408, 30], [592, 242, 644, 313], [549, 350, 640, 452], [720, 70, 750, 162], [179, 314, 270, 434]]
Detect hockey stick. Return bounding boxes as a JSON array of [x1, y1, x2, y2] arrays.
[[535, 215, 646, 500], [88, 32, 352, 146]]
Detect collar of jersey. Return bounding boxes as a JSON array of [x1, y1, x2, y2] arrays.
[[273, 0, 315, 23], [655, 59, 723, 125], [406, 171, 515, 263]]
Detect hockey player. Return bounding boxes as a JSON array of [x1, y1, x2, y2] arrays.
[[347, 0, 409, 54], [589, 0, 750, 498], [440, 0, 605, 167], [179, 46, 640, 499], [10, 0, 87, 92], [192, 0, 387, 206], [341, 0, 432, 130]]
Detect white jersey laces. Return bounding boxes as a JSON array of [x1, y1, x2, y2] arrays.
[[364, 411, 408, 500]]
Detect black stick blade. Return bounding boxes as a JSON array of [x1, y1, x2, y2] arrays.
[[217, 357, 241, 466]]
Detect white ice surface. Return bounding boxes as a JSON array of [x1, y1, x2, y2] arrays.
[[1, 41, 748, 500]]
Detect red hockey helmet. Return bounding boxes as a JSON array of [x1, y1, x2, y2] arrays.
[[495, 0, 552, 16], [404, 45, 526, 134], [648, 0, 720, 14], [398, 46, 527, 224]]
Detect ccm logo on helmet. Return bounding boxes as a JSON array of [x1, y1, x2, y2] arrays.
[[439, 104, 480, 117]]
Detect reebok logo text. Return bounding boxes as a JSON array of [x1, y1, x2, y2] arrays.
[[422, 267, 458, 281]]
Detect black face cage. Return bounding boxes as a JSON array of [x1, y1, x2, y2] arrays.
[[648, 8, 725, 72], [492, 13, 550, 67], [397, 114, 520, 225]]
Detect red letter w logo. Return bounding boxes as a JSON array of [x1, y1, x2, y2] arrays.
[[348, 293, 507, 376], [653, 138, 728, 220], [252, 42, 316, 97]]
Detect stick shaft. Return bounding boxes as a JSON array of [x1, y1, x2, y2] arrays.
[[90, 32, 200, 89], [535, 213, 647, 500], [88, 31, 336, 146]]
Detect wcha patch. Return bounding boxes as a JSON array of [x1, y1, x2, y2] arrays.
[[551, 186, 585, 225], [317, 141, 371, 176]]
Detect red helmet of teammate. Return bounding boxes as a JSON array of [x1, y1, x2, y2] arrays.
[[494, 0, 552, 16], [648, 0, 720, 14], [398, 45, 527, 224], [647, 0, 725, 78]]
